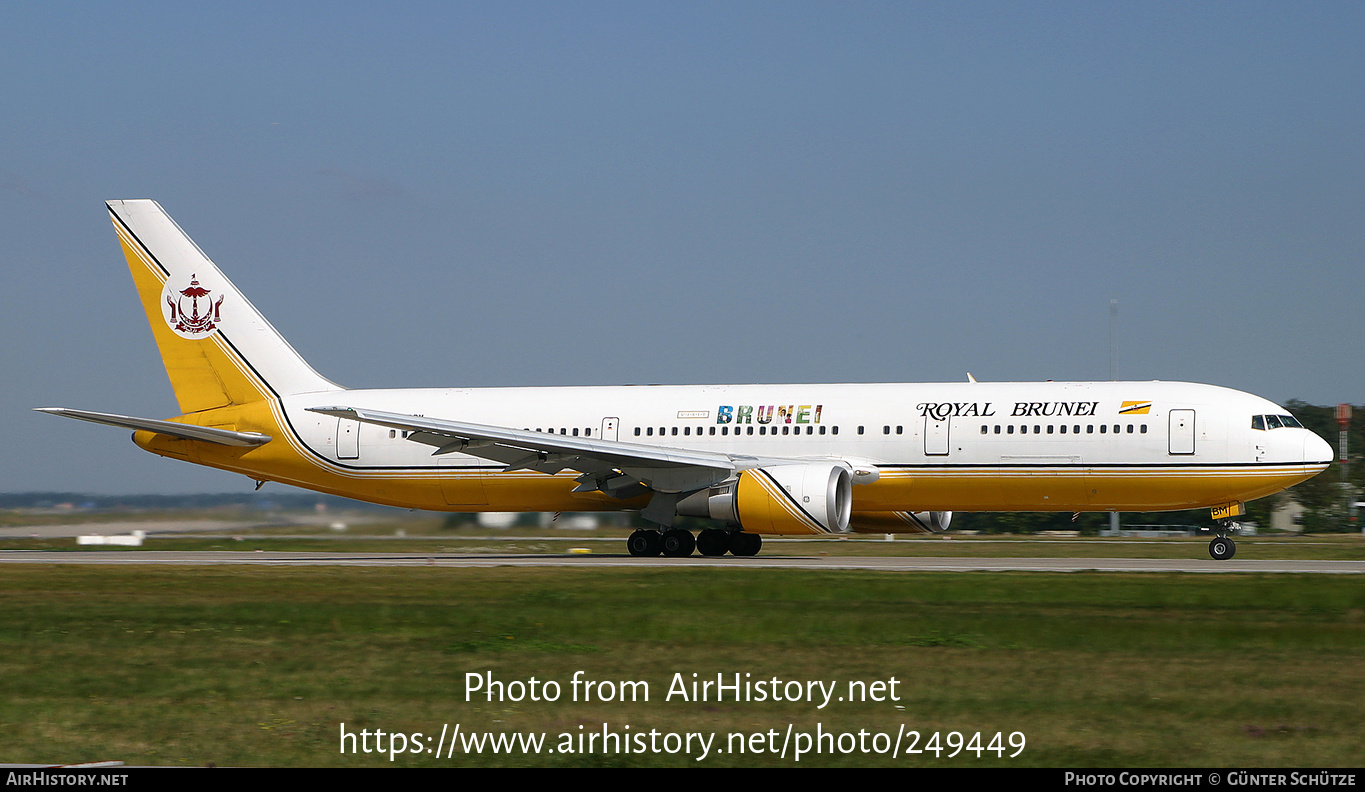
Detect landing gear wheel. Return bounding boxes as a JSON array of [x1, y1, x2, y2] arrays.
[[661, 528, 696, 557], [627, 530, 661, 557], [1209, 537, 1236, 561], [696, 529, 731, 556], [730, 532, 762, 557]]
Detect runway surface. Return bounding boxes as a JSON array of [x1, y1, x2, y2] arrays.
[[0, 550, 1360, 573]]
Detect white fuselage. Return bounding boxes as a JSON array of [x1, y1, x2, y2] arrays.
[[267, 379, 1330, 516]]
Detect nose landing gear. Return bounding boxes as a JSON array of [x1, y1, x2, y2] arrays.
[[1208, 520, 1240, 560]]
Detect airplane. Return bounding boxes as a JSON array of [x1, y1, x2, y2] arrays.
[[38, 200, 1334, 561]]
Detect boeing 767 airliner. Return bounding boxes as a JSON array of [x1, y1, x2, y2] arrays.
[[38, 201, 1333, 559]]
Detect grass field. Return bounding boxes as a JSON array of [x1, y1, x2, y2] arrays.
[[1, 561, 1362, 767]]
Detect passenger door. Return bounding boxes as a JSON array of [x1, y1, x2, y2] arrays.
[[1169, 409, 1195, 455]]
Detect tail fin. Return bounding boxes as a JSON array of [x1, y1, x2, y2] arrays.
[[108, 200, 340, 413]]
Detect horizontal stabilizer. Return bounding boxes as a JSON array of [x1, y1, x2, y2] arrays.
[[36, 408, 272, 447]]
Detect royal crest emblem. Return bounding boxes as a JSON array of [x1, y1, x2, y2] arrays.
[[162, 273, 225, 338]]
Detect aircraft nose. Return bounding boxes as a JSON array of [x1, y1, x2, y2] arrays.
[[1305, 431, 1333, 465]]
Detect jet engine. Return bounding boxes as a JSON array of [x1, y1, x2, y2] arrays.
[[677, 462, 853, 534], [847, 510, 953, 534]]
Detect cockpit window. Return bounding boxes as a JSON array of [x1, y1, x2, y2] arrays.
[[1252, 414, 1304, 430]]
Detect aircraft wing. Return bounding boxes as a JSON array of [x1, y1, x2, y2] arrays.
[[308, 406, 743, 496], [36, 408, 272, 447]]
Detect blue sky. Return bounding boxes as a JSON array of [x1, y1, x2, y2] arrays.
[[3, 2, 1363, 494]]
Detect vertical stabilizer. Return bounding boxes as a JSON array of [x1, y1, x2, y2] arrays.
[[108, 200, 340, 413]]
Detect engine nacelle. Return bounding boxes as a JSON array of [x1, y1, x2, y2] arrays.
[[847, 510, 953, 534], [677, 462, 853, 534]]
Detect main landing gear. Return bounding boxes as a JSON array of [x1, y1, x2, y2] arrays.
[[627, 528, 761, 558], [1208, 520, 1239, 561]]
